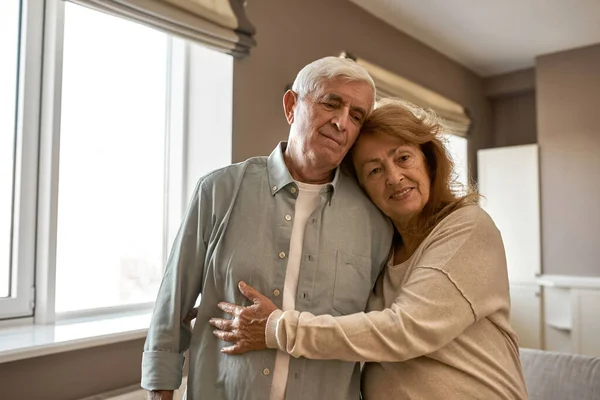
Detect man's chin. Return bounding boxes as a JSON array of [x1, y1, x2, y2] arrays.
[[313, 151, 344, 169]]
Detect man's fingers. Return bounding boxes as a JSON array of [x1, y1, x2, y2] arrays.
[[213, 329, 238, 343], [208, 317, 235, 331], [217, 301, 243, 317], [238, 281, 263, 305]]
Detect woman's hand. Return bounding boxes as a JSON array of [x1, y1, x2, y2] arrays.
[[209, 281, 279, 355]]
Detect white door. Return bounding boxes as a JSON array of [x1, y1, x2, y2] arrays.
[[477, 144, 541, 284]]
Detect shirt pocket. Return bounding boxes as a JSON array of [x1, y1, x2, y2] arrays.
[[332, 250, 373, 315]]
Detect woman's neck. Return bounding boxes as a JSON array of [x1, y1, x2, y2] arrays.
[[393, 220, 425, 264]]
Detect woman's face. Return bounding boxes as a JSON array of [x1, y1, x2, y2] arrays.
[[352, 131, 431, 225]]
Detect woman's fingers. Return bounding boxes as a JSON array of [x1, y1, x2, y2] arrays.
[[238, 281, 264, 304], [213, 329, 237, 343], [209, 317, 235, 330], [217, 301, 243, 316]]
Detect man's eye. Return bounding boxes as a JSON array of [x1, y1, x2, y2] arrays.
[[369, 167, 381, 175]]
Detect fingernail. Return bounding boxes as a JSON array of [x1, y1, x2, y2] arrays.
[[239, 281, 246, 288]]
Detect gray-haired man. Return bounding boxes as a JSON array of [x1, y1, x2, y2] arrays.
[[142, 56, 393, 400]]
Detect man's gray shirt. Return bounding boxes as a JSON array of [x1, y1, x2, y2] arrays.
[[142, 143, 393, 400]]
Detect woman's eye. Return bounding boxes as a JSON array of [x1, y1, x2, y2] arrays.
[[398, 155, 410, 162]]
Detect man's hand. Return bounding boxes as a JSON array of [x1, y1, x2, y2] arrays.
[[209, 281, 278, 355], [147, 390, 174, 400]]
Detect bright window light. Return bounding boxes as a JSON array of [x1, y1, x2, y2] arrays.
[[55, 3, 169, 312]]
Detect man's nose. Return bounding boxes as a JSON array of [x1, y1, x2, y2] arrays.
[[332, 108, 350, 132]]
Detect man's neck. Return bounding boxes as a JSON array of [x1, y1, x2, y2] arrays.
[[283, 146, 334, 184]]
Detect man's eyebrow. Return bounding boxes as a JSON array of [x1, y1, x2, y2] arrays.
[[322, 93, 367, 118], [322, 93, 344, 103]]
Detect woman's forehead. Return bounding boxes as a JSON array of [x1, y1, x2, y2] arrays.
[[357, 130, 417, 150]]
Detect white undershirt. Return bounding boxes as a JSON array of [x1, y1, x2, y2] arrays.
[[269, 181, 325, 400]]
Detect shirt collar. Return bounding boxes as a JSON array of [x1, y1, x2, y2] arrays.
[[266, 142, 342, 203]]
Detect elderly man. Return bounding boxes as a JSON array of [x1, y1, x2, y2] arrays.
[[142, 56, 393, 400]]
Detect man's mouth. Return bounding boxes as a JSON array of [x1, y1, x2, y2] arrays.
[[320, 132, 342, 146]]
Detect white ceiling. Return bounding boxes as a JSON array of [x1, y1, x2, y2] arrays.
[[349, 0, 600, 77]]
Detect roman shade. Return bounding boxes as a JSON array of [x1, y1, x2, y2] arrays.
[[342, 53, 471, 137], [67, 0, 256, 57]]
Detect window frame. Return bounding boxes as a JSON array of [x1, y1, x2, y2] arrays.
[[0, 0, 233, 327], [0, 0, 188, 323], [0, 0, 44, 321]]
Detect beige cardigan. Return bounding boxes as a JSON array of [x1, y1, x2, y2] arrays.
[[266, 205, 528, 399]]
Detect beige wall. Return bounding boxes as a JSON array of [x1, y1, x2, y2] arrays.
[[536, 44, 600, 276], [0, 1, 493, 399], [484, 68, 537, 148], [490, 91, 537, 147], [233, 0, 491, 179], [0, 339, 145, 400], [484, 68, 535, 98]]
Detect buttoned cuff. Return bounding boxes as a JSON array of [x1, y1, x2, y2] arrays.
[[265, 309, 283, 349], [141, 351, 185, 391]]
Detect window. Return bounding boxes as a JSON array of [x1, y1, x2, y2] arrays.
[[0, 0, 21, 299], [442, 134, 469, 194], [54, 3, 169, 313], [0, 0, 233, 322]]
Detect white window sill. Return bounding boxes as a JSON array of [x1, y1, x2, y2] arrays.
[[0, 312, 151, 364]]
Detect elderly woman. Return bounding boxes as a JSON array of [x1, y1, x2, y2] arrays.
[[207, 100, 528, 399]]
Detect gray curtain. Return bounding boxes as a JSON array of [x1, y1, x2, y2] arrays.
[[67, 0, 256, 57]]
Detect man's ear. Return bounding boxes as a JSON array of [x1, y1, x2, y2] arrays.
[[283, 90, 298, 125]]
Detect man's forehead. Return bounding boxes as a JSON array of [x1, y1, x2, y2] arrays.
[[316, 80, 373, 106]]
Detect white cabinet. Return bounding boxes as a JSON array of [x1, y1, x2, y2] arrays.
[[540, 276, 600, 357], [574, 289, 600, 357], [509, 284, 542, 349]]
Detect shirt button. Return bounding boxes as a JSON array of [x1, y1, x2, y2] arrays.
[[311, 218, 316, 225], [285, 214, 292, 221], [290, 187, 297, 194], [278, 252, 286, 259], [308, 254, 314, 262], [272, 185, 277, 191], [263, 368, 271, 376], [273, 289, 281, 297]]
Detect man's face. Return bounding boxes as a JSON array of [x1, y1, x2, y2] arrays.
[[285, 77, 374, 170]]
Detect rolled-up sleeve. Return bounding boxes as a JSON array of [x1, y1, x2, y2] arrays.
[[141, 181, 209, 390]]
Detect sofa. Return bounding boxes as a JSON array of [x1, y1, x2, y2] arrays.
[[520, 348, 600, 400]]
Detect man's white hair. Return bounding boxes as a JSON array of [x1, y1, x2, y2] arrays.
[[291, 56, 376, 107]]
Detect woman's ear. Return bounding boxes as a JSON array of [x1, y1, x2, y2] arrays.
[[283, 90, 298, 125]]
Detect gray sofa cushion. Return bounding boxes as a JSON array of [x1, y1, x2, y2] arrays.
[[520, 348, 600, 400]]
